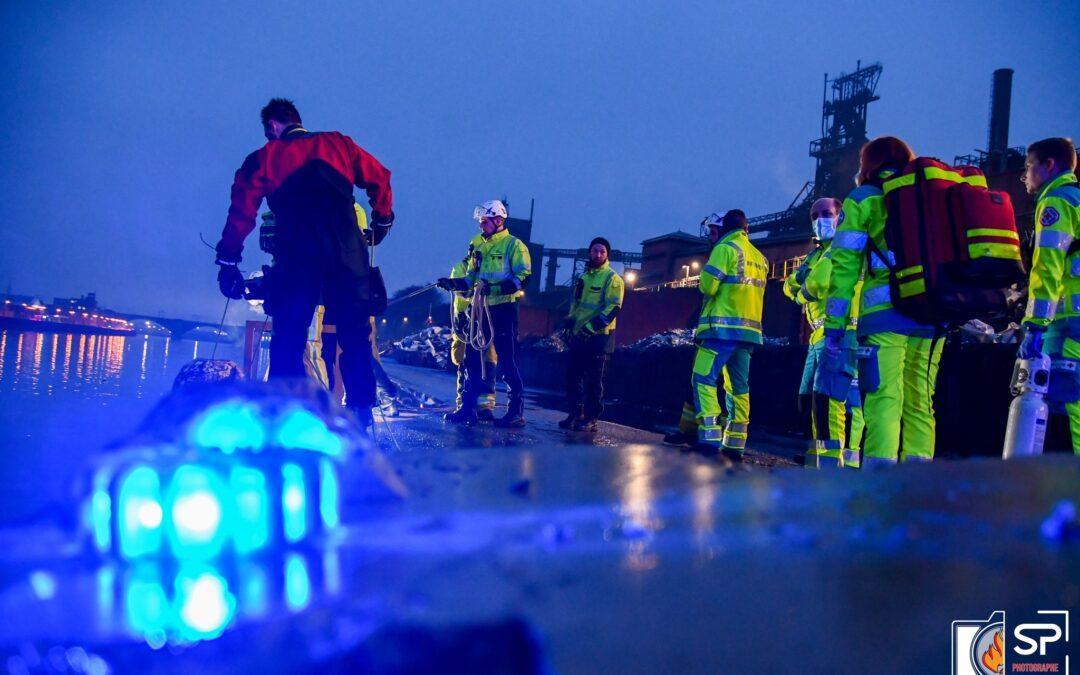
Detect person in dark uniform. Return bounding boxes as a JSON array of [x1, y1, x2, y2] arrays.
[[215, 98, 394, 429]]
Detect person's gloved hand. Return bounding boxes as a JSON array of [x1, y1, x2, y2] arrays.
[[437, 277, 470, 292], [821, 329, 845, 374], [1018, 324, 1046, 360], [217, 264, 245, 300], [478, 280, 494, 295], [362, 223, 393, 246]]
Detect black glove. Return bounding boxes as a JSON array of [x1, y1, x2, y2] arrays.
[[362, 223, 393, 246], [478, 280, 494, 295], [437, 277, 470, 292], [217, 264, 245, 300]]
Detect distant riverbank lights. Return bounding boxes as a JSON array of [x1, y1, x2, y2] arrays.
[[86, 399, 348, 562]]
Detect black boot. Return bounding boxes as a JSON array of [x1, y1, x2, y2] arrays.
[[476, 408, 496, 422], [444, 404, 478, 425], [663, 431, 697, 446], [495, 396, 526, 428], [559, 406, 583, 430], [572, 418, 598, 433]]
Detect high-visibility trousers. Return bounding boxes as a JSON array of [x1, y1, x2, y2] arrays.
[[1041, 323, 1080, 455], [858, 332, 943, 464], [451, 338, 496, 411], [692, 339, 753, 452], [799, 341, 865, 466]]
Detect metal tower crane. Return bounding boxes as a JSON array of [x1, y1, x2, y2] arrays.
[[809, 61, 883, 200]]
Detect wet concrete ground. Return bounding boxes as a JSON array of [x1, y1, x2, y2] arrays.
[[0, 361, 1076, 673]]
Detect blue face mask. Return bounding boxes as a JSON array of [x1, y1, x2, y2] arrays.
[[813, 216, 837, 241]]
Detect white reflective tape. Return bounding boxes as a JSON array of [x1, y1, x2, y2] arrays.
[[834, 230, 868, 250], [1037, 228, 1074, 251]]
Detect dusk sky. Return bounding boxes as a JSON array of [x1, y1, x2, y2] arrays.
[[1, 1, 1076, 322]]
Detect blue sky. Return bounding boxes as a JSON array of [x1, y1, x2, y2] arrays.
[[1, 1, 1076, 321]]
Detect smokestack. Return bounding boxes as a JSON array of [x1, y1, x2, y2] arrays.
[[988, 68, 1014, 169]]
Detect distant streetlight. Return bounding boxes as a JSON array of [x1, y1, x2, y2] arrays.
[[381, 318, 387, 324], [403, 316, 409, 323], [691, 261, 700, 271], [625, 270, 638, 285]]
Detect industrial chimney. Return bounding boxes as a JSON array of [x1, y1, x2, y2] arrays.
[[987, 68, 1014, 172]]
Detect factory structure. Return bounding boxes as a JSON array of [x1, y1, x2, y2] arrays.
[[381, 62, 1044, 345]]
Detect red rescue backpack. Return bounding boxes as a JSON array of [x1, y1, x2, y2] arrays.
[[873, 157, 1026, 325]]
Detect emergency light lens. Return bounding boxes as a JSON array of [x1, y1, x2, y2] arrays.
[[319, 459, 339, 529], [190, 402, 266, 453], [118, 467, 164, 559], [275, 408, 343, 457], [282, 464, 307, 543], [91, 488, 112, 552], [230, 467, 270, 554], [167, 466, 228, 560]]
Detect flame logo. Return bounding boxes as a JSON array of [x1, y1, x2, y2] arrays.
[[980, 629, 1004, 674]]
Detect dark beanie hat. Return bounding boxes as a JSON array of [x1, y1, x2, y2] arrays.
[[589, 237, 611, 254]]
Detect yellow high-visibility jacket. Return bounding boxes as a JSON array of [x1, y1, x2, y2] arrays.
[[1023, 171, 1080, 329], [696, 229, 767, 344], [568, 262, 624, 336], [784, 242, 861, 345], [465, 228, 532, 306], [825, 170, 933, 338]]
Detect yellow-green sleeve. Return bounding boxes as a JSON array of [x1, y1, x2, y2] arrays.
[[802, 254, 832, 304], [700, 245, 732, 297], [825, 198, 869, 331], [1024, 196, 1075, 328], [782, 267, 802, 303]]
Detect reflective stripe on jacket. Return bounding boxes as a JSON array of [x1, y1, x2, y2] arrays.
[[825, 172, 935, 338], [1024, 171, 1080, 329], [696, 229, 767, 344], [783, 242, 861, 345], [466, 228, 532, 306]]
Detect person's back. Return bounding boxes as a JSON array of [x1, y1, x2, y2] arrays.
[[214, 98, 394, 430], [825, 136, 942, 466], [692, 210, 767, 458]]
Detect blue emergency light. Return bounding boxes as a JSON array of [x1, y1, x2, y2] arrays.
[[87, 400, 348, 563]]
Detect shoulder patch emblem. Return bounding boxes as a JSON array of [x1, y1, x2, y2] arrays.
[[838, 210, 846, 224], [1041, 205, 1058, 226], [1041, 207, 1060, 227]]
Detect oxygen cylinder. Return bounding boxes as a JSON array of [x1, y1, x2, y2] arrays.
[[1002, 353, 1050, 459]]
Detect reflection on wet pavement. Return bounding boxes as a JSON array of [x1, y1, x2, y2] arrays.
[[0, 356, 1076, 673]]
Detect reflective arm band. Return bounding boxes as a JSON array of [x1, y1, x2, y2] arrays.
[[833, 230, 868, 250], [825, 297, 850, 318], [1026, 297, 1057, 321], [704, 264, 723, 279], [862, 285, 891, 308], [1037, 229, 1074, 251]]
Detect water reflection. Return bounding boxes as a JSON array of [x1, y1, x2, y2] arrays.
[[617, 445, 660, 571], [0, 329, 236, 400], [98, 549, 336, 647]]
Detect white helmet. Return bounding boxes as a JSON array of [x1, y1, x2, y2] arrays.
[[699, 211, 724, 237], [473, 200, 508, 221]]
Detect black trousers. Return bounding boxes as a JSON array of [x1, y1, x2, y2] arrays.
[[566, 334, 610, 420], [463, 302, 523, 407], [266, 199, 377, 411]]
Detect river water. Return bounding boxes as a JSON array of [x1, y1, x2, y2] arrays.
[[0, 329, 242, 522]]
